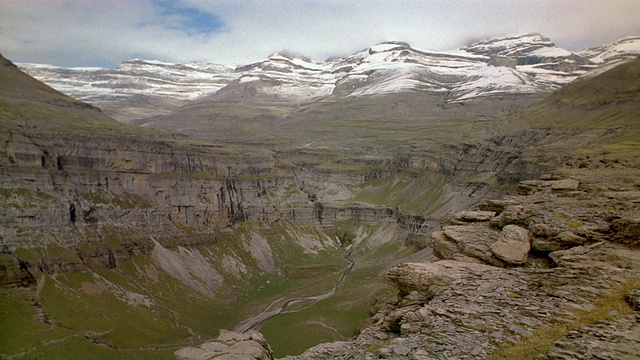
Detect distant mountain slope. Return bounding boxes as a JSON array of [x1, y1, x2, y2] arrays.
[[16, 59, 235, 122], [18, 34, 640, 123], [521, 57, 640, 166]]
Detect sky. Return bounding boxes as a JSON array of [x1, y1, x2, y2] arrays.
[[1, 0, 639, 68]]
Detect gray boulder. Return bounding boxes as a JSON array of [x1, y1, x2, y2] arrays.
[[384, 260, 497, 297], [175, 330, 273, 360], [490, 225, 531, 265]]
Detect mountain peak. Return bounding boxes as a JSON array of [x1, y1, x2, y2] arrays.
[[461, 33, 580, 64], [15, 34, 639, 123], [367, 41, 412, 54], [462, 33, 556, 56], [579, 36, 640, 64], [267, 50, 312, 62]]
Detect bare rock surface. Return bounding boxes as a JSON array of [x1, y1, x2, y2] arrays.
[[284, 169, 640, 359], [489, 225, 531, 265], [175, 330, 273, 360], [383, 261, 497, 298], [544, 314, 640, 360], [446, 210, 496, 224]]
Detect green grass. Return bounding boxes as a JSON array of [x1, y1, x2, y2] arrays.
[[518, 58, 640, 165], [0, 287, 176, 359], [4, 220, 392, 358], [258, 222, 416, 357], [348, 169, 449, 214]]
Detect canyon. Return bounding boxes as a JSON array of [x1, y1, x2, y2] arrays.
[[1, 33, 640, 359]]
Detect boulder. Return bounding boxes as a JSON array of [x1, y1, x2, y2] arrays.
[[490, 225, 531, 265], [529, 223, 560, 238], [611, 218, 640, 247], [549, 242, 640, 270], [530, 226, 587, 252], [448, 210, 496, 224], [490, 205, 531, 228], [384, 260, 497, 297], [554, 231, 588, 246], [428, 231, 458, 259], [175, 330, 273, 360], [550, 178, 580, 191], [442, 224, 500, 264], [476, 199, 516, 213]]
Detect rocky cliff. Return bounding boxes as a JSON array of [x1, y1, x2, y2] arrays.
[[2, 50, 640, 359], [1, 52, 479, 358], [283, 168, 640, 359], [276, 58, 640, 360]]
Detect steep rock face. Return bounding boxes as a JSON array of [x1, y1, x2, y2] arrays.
[[463, 33, 591, 70], [285, 168, 640, 359], [0, 129, 318, 282], [0, 55, 313, 285], [2, 54, 465, 290]]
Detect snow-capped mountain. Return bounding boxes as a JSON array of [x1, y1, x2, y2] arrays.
[[18, 59, 235, 101], [17, 59, 236, 120], [578, 36, 640, 64], [17, 34, 640, 122]]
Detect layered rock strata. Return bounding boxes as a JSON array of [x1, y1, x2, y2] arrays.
[[283, 169, 640, 359]]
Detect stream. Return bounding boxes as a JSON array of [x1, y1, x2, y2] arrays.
[[234, 250, 356, 333]]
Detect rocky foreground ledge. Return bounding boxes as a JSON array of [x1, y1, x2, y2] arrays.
[[177, 169, 640, 359]]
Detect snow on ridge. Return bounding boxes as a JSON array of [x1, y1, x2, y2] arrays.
[[16, 33, 639, 110], [467, 33, 552, 48], [528, 47, 573, 58], [581, 36, 640, 64]]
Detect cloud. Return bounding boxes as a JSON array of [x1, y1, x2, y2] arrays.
[[1, 0, 639, 68], [150, 0, 224, 35]]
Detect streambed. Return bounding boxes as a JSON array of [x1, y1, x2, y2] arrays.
[[234, 251, 356, 333]]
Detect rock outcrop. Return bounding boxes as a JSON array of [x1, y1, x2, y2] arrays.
[[284, 167, 640, 359], [175, 330, 273, 360], [489, 224, 530, 265]]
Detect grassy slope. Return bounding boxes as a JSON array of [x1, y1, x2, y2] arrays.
[[0, 222, 351, 359], [521, 57, 640, 163], [259, 222, 425, 358]]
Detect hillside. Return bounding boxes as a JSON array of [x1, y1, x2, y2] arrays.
[[1, 47, 640, 360], [523, 57, 640, 166], [0, 53, 460, 358], [276, 57, 640, 360]]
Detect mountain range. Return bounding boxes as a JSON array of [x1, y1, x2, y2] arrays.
[[2, 32, 640, 359], [18, 34, 640, 123]]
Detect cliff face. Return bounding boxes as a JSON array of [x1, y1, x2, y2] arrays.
[[282, 58, 640, 360], [4, 52, 638, 358], [1, 54, 466, 290], [0, 49, 567, 287], [0, 54, 307, 285], [0, 122, 315, 281]]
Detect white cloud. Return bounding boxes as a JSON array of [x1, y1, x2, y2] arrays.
[[1, 0, 639, 67]]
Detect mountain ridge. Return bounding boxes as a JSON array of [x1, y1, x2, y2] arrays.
[[2, 35, 640, 359], [17, 34, 640, 123]]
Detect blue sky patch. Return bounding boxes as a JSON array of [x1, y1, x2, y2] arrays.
[[153, 0, 224, 36]]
